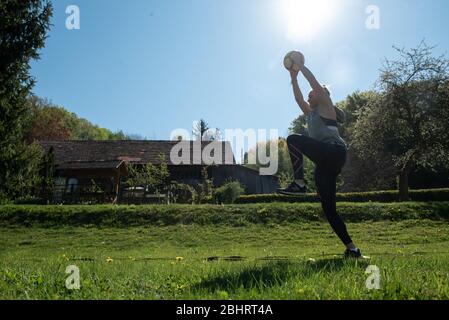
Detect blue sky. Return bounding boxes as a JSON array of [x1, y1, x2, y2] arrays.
[[31, 0, 449, 142]]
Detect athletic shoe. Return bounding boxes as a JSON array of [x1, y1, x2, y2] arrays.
[[344, 248, 362, 259], [277, 182, 307, 196]]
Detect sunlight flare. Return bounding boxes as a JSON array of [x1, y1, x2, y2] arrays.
[[279, 0, 340, 41]]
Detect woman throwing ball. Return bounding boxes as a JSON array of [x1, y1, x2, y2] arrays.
[[278, 53, 362, 258]]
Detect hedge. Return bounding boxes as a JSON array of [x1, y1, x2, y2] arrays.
[[234, 188, 449, 204], [0, 202, 448, 227]]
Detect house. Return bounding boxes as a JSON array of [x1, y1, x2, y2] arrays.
[[39, 140, 279, 202]]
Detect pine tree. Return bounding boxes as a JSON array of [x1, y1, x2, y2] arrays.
[[0, 0, 52, 200]]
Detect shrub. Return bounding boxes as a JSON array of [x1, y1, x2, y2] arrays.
[[168, 183, 194, 204], [235, 188, 449, 204], [192, 167, 214, 204], [213, 181, 245, 204], [14, 196, 47, 205]]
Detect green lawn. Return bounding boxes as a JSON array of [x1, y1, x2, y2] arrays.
[[1, 218, 449, 299]]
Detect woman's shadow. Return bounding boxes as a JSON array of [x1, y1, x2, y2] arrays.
[[192, 258, 370, 292]]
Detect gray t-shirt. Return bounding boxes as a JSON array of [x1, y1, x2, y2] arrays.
[[307, 110, 347, 147]]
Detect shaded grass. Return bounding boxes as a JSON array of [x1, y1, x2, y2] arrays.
[[1, 202, 449, 228], [1, 220, 449, 299]]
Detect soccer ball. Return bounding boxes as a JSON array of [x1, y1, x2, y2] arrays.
[[283, 51, 305, 71]]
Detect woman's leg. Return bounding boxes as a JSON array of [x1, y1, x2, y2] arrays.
[[314, 166, 353, 246], [286, 134, 327, 181]]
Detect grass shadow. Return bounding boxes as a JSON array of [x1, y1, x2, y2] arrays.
[[192, 258, 370, 293], [304, 257, 371, 275]]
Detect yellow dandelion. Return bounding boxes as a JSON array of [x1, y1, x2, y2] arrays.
[[106, 257, 114, 263]]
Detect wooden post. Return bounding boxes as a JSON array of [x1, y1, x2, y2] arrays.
[[113, 171, 120, 204]]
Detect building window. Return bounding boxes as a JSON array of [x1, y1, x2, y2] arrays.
[[67, 178, 78, 193]]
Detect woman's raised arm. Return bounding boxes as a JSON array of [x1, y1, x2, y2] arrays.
[[290, 69, 312, 115]]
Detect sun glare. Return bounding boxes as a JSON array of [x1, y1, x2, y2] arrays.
[[279, 0, 339, 41]]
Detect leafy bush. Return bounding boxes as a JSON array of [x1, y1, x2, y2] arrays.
[[168, 183, 194, 204], [14, 196, 47, 205], [192, 167, 214, 204], [235, 188, 449, 204], [125, 155, 170, 194], [213, 181, 245, 204]]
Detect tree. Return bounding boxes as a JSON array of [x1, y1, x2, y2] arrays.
[[39, 146, 55, 202], [125, 155, 170, 196], [0, 0, 53, 200], [192, 167, 214, 204], [25, 96, 72, 142], [193, 119, 210, 141], [24, 96, 133, 142], [289, 115, 309, 137], [193, 119, 221, 141], [352, 42, 449, 200], [336, 91, 397, 192]]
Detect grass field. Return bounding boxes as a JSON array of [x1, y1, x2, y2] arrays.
[[1, 213, 449, 299]]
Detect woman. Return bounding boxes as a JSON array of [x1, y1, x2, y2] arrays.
[[278, 63, 362, 258]]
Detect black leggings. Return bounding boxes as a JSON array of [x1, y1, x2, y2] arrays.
[[287, 134, 353, 246]]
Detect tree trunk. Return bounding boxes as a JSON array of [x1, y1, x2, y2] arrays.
[[398, 167, 410, 202]]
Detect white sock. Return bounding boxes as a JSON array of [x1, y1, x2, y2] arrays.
[[295, 179, 305, 187]]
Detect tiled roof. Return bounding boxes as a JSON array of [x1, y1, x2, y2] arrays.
[[57, 160, 125, 170], [39, 140, 236, 167]]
